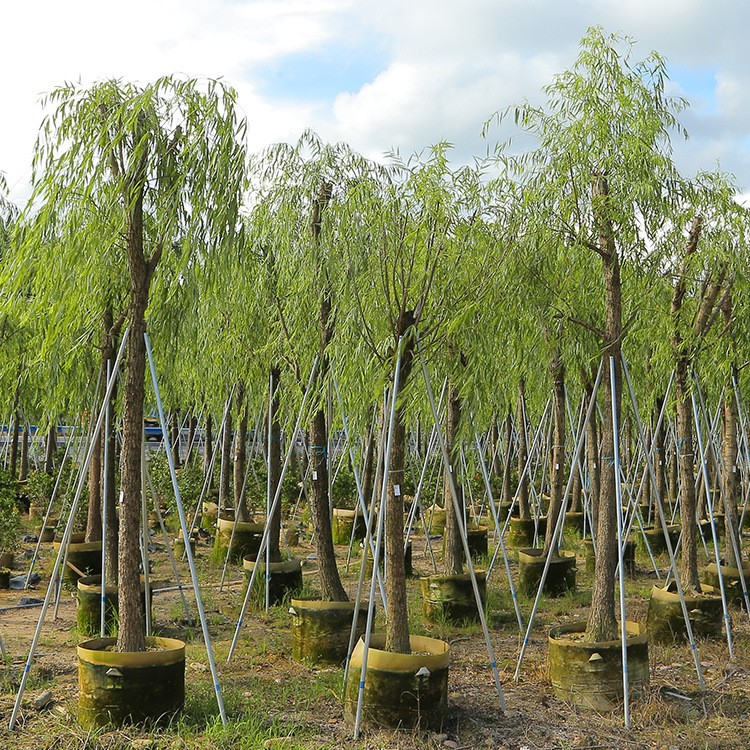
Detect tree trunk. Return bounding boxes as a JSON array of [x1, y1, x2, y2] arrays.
[[203, 411, 214, 488], [384, 311, 416, 654], [86, 430, 103, 543], [675, 357, 700, 591], [309, 407, 347, 601], [653, 397, 667, 512], [9, 411, 19, 480], [116, 202, 150, 653], [585, 174, 621, 643], [219, 410, 232, 514], [443, 384, 464, 576], [544, 352, 565, 555], [44, 423, 56, 475], [19, 427, 29, 481], [516, 379, 531, 520], [722, 378, 740, 561], [185, 412, 197, 466], [170, 412, 182, 468], [585, 387, 600, 534], [234, 384, 250, 522], [500, 409, 513, 506], [266, 367, 283, 562]]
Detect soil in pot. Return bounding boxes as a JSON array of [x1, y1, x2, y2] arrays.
[[517, 548, 576, 597], [646, 581, 724, 644], [548, 620, 649, 711], [77, 636, 185, 728], [290, 597, 370, 665], [243, 557, 303, 606], [343, 634, 450, 731], [420, 571, 486, 624]]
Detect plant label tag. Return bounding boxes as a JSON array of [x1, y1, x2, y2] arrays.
[[119, 491, 124, 504], [394, 484, 401, 496], [312, 471, 318, 481], [555, 463, 559, 470]]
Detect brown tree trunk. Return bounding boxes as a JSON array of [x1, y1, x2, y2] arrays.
[[384, 311, 416, 654], [585, 174, 621, 643], [86, 431, 103, 543], [219, 410, 232, 514], [500, 409, 513, 506], [266, 366, 282, 562], [234, 383, 250, 522], [584, 381, 600, 534], [19, 427, 29, 481], [203, 411, 214, 489], [443, 384, 464, 576], [516, 379, 531, 520], [116, 199, 151, 653], [44, 423, 57, 475], [544, 352, 565, 555], [309, 407, 347, 601], [653, 397, 667, 512]]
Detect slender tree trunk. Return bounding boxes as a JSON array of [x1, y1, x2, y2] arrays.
[[104, 322, 120, 587], [653, 397, 667, 513], [19, 427, 29, 481], [722, 289, 740, 561], [516, 379, 531, 520], [385, 311, 416, 654], [500, 409, 513, 506], [544, 351, 565, 555], [309, 407, 347, 601], [117, 200, 151, 653], [203, 411, 214, 490], [585, 382, 600, 533], [585, 174, 621, 643], [9, 411, 19, 480], [44, 423, 56, 476], [86, 431, 103, 542], [220, 410, 232, 514], [267, 366, 282, 561], [234, 383, 250, 522], [443, 383, 464, 576], [361, 412, 377, 510]]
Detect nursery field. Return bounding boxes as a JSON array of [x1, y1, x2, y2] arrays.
[[1, 520, 750, 750]]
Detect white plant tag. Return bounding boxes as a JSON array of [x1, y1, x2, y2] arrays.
[[394, 484, 401, 496], [312, 471, 318, 480]]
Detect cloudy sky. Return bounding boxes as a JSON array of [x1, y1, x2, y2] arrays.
[[2, 0, 749, 203]]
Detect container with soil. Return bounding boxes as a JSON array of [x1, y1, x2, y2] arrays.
[[343, 634, 450, 731], [77, 636, 185, 728], [53, 533, 103, 589], [548, 621, 649, 711], [76, 575, 152, 637], [645, 581, 723, 644], [243, 557, 303, 606], [507, 516, 546, 549], [424, 505, 446, 536], [214, 516, 264, 562], [420, 570, 486, 624], [290, 597, 371, 665], [641, 524, 680, 555], [517, 548, 576, 597], [701, 559, 750, 608], [331, 507, 366, 545]]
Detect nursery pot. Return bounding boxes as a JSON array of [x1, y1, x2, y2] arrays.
[[331, 508, 366, 545], [53, 534, 103, 589], [77, 636, 185, 728], [518, 548, 576, 597], [420, 570, 486, 624], [0, 552, 14, 570], [36, 519, 57, 543], [646, 581, 723, 644], [548, 620, 649, 711], [201, 501, 219, 530], [290, 597, 370, 665], [641, 524, 680, 555], [701, 560, 750, 608], [215, 517, 264, 562], [243, 557, 303, 606], [343, 634, 450, 731], [76, 575, 152, 637], [425, 505, 446, 536], [507, 516, 546, 549]]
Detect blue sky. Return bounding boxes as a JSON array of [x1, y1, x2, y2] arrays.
[[2, 0, 749, 203]]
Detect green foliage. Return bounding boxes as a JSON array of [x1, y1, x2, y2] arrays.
[[25, 469, 55, 512]]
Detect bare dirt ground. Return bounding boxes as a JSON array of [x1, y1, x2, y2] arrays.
[[1, 529, 750, 750]]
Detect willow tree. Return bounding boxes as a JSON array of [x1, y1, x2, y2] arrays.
[[491, 28, 688, 641], [341, 144, 493, 652], [18, 77, 246, 652]]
